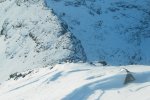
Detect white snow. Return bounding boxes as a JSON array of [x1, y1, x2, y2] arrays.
[[0, 63, 150, 100]]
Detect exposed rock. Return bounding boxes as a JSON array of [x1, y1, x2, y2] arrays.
[[123, 68, 135, 84], [9, 70, 32, 80], [98, 61, 107, 66]]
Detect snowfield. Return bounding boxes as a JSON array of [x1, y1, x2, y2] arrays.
[[0, 63, 150, 100]]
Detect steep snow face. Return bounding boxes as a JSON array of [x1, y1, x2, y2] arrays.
[[0, 0, 86, 81], [0, 63, 150, 100], [45, 0, 150, 65]]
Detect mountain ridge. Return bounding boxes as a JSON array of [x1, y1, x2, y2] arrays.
[[0, 0, 86, 81]]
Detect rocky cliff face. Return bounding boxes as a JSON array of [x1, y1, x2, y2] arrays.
[[0, 0, 86, 81], [45, 0, 150, 65]]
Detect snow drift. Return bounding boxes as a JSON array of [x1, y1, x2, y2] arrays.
[[0, 63, 150, 100]]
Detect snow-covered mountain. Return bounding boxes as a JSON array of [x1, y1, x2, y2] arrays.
[[45, 0, 150, 65], [0, 63, 150, 100], [0, 0, 150, 99], [0, 0, 86, 81], [0, 0, 150, 77]]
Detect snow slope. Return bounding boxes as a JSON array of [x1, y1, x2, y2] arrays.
[[45, 0, 150, 65], [0, 1, 150, 99], [0, 63, 150, 100], [0, 0, 86, 81]]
